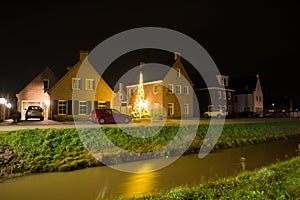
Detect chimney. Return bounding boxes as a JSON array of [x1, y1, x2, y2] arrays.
[[119, 83, 124, 92], [174, 52, 180, 61], [79, 50, 89, 61]]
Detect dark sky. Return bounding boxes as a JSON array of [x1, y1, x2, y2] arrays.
[[0, 1, 299, 108]]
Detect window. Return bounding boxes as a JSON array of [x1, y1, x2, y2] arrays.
[[259, 96, 262, 102], [79, 101, 87, 115], [168, 103, 174, 116], [183, 104, 189, 115], [217, 91, 222, 99], [183, 86, 189, 95], [58, 100, 67, 115], [223, 91, 226, 100], [256, 96, 259, 102], [119, 94, 123, 100], [168, 84, 174, 93], [98, 101, 106, 109], [175, 85, 181, 94], [227, 92, 231, 100], [153, 85, 158, 94], [72, 78, 81, 90], [128, 88, 135, 97], [85, 79, 94, 90], [176, 69, 181, 78], [43, 79, 49, 90]]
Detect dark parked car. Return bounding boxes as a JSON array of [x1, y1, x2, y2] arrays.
[[25, 106, 44, 121], [238, 111, 260, 118], [89, 108, 131, 124]]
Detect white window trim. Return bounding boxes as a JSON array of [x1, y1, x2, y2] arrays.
[[175, 85, 181, 94], [72, 78, 81, 90], [119, 94, 123, 100], [168, 84, 174, 94], [58, 100, 67, 115], [176, 68, 181, 78], [183, 86, 189, 95], [79, 101, 88, 115], [153, 84, 158, 94], [168, 103, 174, 115], [85, 79, 94, 90], [184, 103, 189, 115]]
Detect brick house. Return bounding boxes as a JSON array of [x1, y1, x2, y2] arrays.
[[113, 83, 128, 113], [123, 53, 194, 118], [47, 50, 113, 120], [195, 74, 235, 117], [16, 67, 58, 119]]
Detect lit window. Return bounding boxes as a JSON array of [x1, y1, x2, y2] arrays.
[[43, 79, 49, 90], [168, 84, 174, 93], [184, 104, 189, 115], [168, 103, 174, 116], [79, 101, 87, 115], [153, 85, 158, 94], [175, 85, 181, 94], [72, 78, 81, 90], [183, 86, 189, 95], [85, 79, 94, 90], [58, 100, 67, 115], [98, 101, 106, 109]]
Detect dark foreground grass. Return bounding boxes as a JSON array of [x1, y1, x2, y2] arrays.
[[0, 120, 300, 182], [126, 156, 300, 200]]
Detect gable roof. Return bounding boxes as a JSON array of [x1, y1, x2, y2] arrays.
[[230, 75, 258, 94], [115, 53, 191, 91], [16, 66, 58, 95]]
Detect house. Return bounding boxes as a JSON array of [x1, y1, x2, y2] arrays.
[[232, 74, 263, 115], [194, 74, 235, 117], [119, 53, 194, 118], [16, 67, 58, 119], [47, 50, 114, 121], [113, 83, 128, 113]]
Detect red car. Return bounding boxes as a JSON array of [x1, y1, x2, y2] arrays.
[[89, 108, 131, 124]]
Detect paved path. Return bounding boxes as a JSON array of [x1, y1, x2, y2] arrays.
[[0, 118, 298, 131]]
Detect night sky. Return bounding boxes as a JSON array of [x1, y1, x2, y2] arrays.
[[0, 1, 298, 108]]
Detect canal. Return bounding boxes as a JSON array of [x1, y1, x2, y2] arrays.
[[0, 137, 299, 200]]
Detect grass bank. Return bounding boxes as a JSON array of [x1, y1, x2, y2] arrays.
[[127, 156, 300, 199], [0, 120, 300, 182]]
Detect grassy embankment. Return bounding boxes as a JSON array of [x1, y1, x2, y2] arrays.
[[0, 120, 300, 182], [125, 156, 300, 200]]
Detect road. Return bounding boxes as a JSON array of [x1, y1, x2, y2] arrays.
[[0, 117, 298, 131]]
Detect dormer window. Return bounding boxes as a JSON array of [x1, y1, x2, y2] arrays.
[[176, 69, 181, 78], [216, 75, 229, 86]]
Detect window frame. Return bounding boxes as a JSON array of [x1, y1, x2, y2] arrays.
[[168, 84, 174, 94], [72, 78, 81, 90], [175, 85, 181, 94], [85, 79, 95, 90], [58, 100, 68, 115], [79, 101, 88, 115]]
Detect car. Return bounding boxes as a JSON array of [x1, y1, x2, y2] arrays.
[[238, 111, 260, 118], [25, 106, 44, 121], [203, 109, 227, 118], [89, 108, 132, 124]]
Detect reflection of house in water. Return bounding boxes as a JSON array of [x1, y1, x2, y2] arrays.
[[114, 53, 194, 118]]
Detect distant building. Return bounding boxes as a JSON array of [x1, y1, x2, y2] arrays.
[[113, 83, 128, 114], [231, 74, 263, 115], [194, 74, 235, 117]]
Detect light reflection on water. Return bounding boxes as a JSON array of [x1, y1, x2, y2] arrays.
[[0, 138, 299, 200]]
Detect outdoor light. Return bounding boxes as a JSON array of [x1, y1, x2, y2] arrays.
[[45, 100, 50, 106], [0, 98, 6, 104], [6, 103, 12, 109]]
